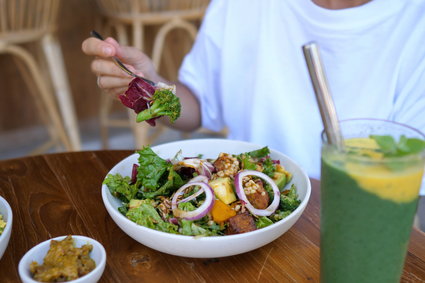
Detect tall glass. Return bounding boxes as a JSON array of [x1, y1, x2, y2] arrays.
[[320, 119, 425, 283]]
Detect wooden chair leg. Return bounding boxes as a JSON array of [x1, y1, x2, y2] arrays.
[[151, 18, 198, 70], [113, 22, 128, 45], [99, 91, 113, 149], [97, 20, 115, 149], [97, 22, 130, 149], [41, 33, 81, 151], [127, 109, 152, 148], [29, 139, 57, 156], [132, 20, 143, 50], [4, 44, 72, 151], [12, 56, 58, 146], [162, 45, 177, 81]]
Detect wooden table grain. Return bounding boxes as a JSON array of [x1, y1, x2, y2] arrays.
[[0, 150, 424, 282]]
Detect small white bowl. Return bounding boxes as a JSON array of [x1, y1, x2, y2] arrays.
[[102, 138, 311, 258], [0, 196, 12, 260], [18, 235, 106, 283]]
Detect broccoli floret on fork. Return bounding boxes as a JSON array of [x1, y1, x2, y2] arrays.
[[136, 89, 181, 123], [119, 78, 181, 126]]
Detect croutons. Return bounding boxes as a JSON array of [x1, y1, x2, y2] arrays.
[[245, 179, 270, 209], [226, 212, 256, 234], [213, 153, 240, 177]]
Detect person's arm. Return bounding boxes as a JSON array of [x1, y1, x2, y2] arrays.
[[81, 37, 201, 132]]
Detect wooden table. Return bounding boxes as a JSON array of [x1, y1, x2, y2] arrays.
[[1, 150, 424, 282]]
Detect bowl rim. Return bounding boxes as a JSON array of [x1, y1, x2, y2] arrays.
[[0, 196, 13, 238], [102, 138, 312, 241], [18, 235, 107, 283]]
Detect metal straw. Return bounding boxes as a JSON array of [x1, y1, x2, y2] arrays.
[[302, 42, 344, 150]]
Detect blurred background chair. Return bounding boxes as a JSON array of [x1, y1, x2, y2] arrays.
[[0, 0, 80, 154], [95, 0, 210, 149]]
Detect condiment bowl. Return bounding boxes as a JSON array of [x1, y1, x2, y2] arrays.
[[0, 196, 12, 260], [102, 138, 311, 258], [18, 235, 106, 283]]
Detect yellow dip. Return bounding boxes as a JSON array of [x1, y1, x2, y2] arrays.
[[30, 235, 96, 282], [0, 215, 6, 235]]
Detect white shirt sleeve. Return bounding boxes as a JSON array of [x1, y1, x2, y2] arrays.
[[392, 57, 425, 196], [178, 0, 226, 132]]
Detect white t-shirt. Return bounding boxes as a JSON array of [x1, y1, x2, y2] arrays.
[[178, 0, 425, 195]]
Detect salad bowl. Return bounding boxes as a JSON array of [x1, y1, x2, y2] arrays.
[[101, 138, 311, 258]]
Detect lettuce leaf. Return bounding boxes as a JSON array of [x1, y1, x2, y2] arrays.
[[137, 146, 171, 190], [142, 167, 184, 199], [262, 157, 276, 177], [179, 219, 221, 236], [103, 173, 138, 203], [246, 146, 270, 158], [126, 199, 178, 234], [177, 203, 222, 236], [238, 147, 276, 177], [239, 147, 270, 170]]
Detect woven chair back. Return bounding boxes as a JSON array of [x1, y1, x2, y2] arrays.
[[0, 0, 60, 43]]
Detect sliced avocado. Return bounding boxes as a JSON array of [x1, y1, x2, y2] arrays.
[[208, 177, 237, 204], [273, 165, 292, 189], [273, 172, 287, 189]]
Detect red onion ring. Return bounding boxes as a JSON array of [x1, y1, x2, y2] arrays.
[[199, 161, 214, 178], [171, 181, 214, 221], [189, 175, 209, 184], [234, 170, 280, 216], [176, 159, 214, 178], [176, 175, 209, 203], [177, 175, 208, 204], [130, 164, 139, 184]]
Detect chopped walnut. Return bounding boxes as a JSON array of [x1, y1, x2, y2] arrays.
[[157, 196, 172, 219], [213, 153, 240, 178]]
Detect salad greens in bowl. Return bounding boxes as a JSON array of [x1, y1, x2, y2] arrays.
[[101, 139, 311, 258]]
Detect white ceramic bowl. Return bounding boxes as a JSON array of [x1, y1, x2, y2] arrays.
[[18, 235, 106, 283], [102, 138, 311, 258], [0, 196, 12, 260]]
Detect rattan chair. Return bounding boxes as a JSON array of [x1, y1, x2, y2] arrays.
[[0, 0, 80, 154], [95, 0, 210, 149]]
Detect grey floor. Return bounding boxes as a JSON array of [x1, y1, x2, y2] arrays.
[[1, 117, 424, 232]]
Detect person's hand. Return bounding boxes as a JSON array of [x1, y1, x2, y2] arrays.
[[82, 35, 202, 132], [81, 37, 157, 97]]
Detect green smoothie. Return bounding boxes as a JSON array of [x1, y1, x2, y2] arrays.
[[320, 138, 424, 283]]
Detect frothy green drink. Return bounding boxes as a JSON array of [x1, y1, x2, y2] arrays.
[[320, 119, 425, 283]]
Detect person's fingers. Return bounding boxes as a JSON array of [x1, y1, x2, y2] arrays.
[[105, 37, 148, 66], [97, 75, 132, 90], [91, 59, 132, 78], [107, 87, 129, 98], [82, 37, 115, 57]]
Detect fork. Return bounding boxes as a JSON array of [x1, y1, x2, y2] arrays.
[[90, 30, 156, 86]]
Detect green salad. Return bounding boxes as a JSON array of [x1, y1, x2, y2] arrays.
[[104, 146, 301, 236]]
